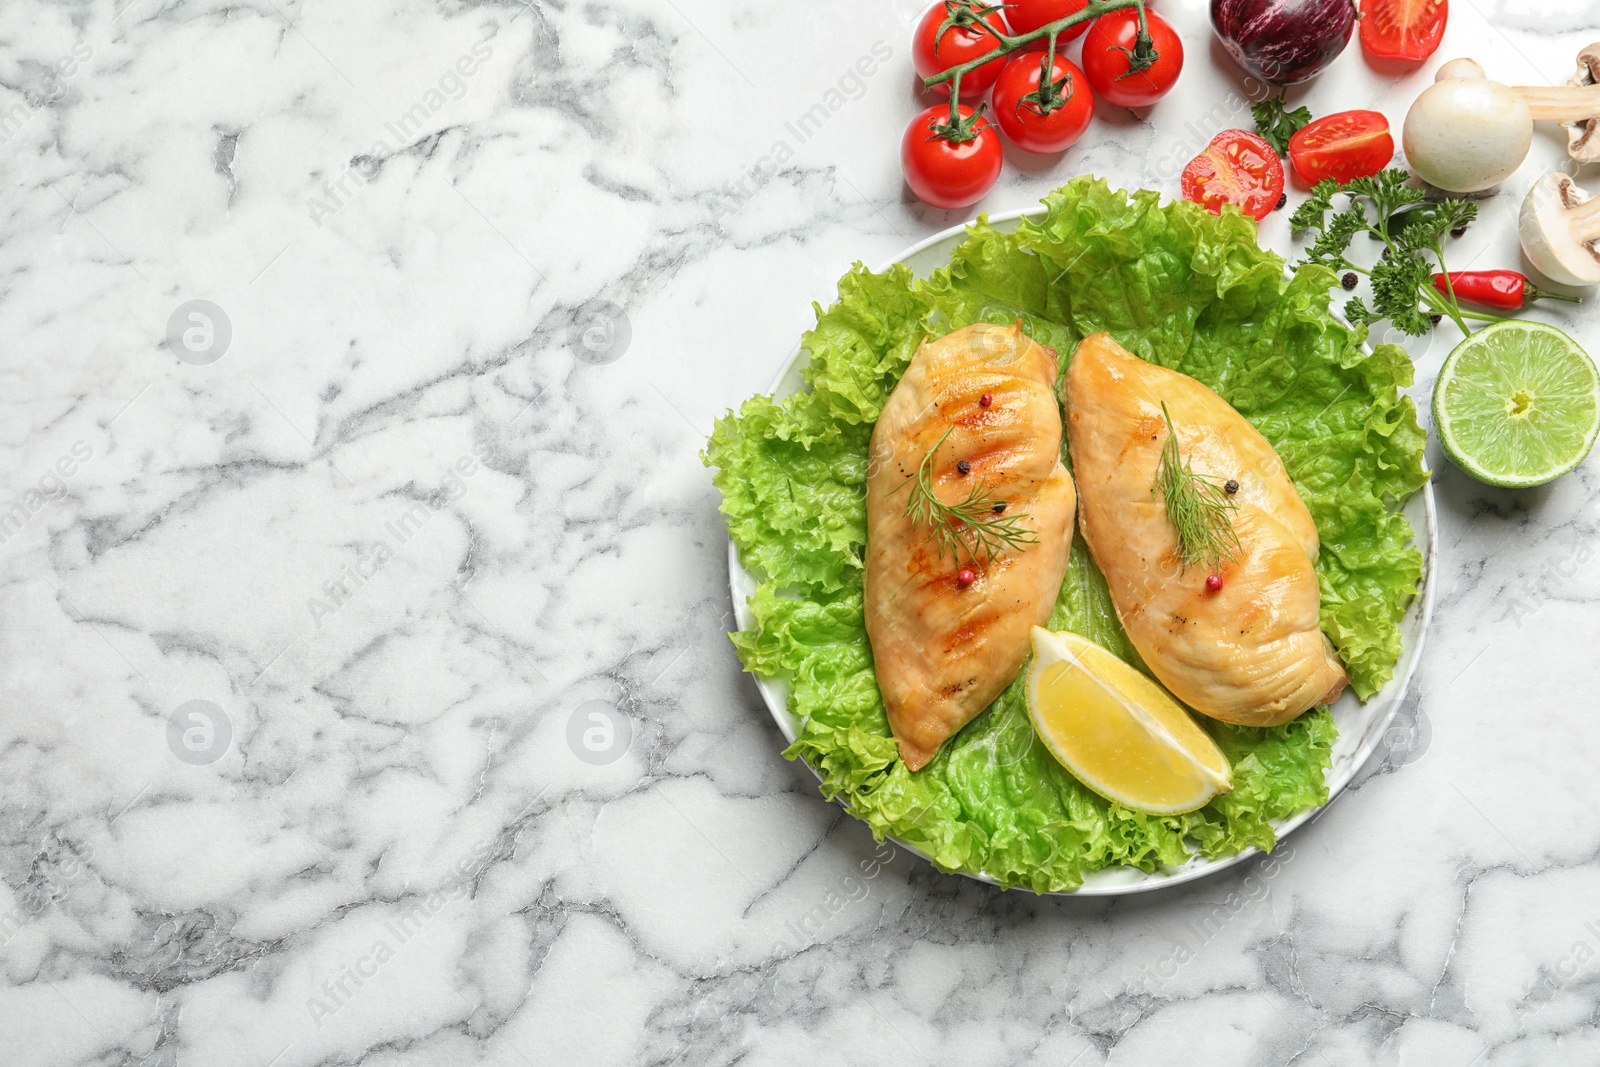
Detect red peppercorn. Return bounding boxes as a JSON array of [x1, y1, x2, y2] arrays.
[[957, 567, 976, 588], [979, 393, 992, 407], [1205, 573, 1223, 593]]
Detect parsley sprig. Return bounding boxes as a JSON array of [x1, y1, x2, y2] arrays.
[[1290, 169, 1500, 337], [1152, 404, 1240, 573], [1252, 96, 1311, 156], [897, 426, 1039, 564]]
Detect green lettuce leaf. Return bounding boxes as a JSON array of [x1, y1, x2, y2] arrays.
[[704, 178, 1425, 892], [704, 265, 932, 593]]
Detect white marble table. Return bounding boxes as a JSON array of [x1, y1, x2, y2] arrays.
[[2, 0, 1598, 1063]]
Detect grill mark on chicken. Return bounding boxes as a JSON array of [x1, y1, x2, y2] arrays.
[[864, 323, 1077, 771], [1063, 332, 1347, 728]]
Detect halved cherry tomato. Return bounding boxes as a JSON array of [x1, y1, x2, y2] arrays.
[[991, 52, 1095, 153], [1005, 0, 1093, 45], [1181, 130, 1285, 221], [902, 104, 1003, 208], [1081, 9, 1184, 109], [912, 2, 1011, 100], [1287, 110, 1395, 184], [1359, 0, 1448, 63]]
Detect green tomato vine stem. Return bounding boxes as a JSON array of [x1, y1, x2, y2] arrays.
[[1035, 31, 1060, 93], [922, 0, 1153, 139]]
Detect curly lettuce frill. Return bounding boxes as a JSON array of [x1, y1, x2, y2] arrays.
[[704, 178, 1426, 892]]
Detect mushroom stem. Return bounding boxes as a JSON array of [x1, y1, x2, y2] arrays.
[[1515, 84, 1600, 121], [1522, 172, 1600, 287], [1571, 192, 1600, 239]]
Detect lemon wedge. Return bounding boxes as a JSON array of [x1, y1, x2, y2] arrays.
[[1025, 627, 1232, 815]]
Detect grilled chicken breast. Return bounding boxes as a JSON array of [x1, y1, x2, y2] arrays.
[[1063, 332, 1346, 727], [865, 323, 1076, 770]]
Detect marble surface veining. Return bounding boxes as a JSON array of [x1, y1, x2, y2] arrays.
[[2, 0, 1599, 1064]]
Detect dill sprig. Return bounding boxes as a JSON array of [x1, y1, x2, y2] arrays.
[[1152, 404, 1240, 573], [897, 426, 1038, 564]]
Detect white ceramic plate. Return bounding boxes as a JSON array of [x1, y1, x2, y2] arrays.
[[729, 208, 1437, 895]]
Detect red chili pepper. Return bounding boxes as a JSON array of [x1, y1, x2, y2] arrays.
[[1432, 271, 1581, 311]]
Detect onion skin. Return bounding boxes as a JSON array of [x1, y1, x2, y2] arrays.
[[1210, 0, 1357, 86]]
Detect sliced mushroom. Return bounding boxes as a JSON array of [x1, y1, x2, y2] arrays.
[[1519, 172, 1600, 287], [1515, 43, 1600, 163]]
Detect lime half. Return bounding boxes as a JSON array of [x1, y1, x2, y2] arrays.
[[1434, 321, 1600, 488]]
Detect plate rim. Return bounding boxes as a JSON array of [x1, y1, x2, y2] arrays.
[[726, 205, 1439, 896]]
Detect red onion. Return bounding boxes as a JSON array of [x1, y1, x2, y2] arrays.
[[1210, 0, 1357, 86]]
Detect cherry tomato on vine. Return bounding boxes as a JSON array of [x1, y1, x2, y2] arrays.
[[1359, 0, 1448, 63], [901, 103, 1003, 208], [912, 2, 1011, 100], [1005, 0, 1093, 45], [1287, 110, 1394, 184], [992, 53, 1095, 154], [1181, 129, 1284, 222], [1081, 8, 1183, 108]]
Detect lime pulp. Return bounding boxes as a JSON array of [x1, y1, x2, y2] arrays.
[[1433, 320, 1600, 489]]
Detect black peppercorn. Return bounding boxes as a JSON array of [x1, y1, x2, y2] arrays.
[[957, 459, 971, 475], [1224, 479, 1239, 495], [1276, 192, 1287, 210], [1430, 313, 1442, 325], [1450, 225, 1468, 238], [992, 501, 1007, 514], [1341, 272, 1358, 290]]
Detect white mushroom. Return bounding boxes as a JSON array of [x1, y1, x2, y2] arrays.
[[1403, 59, 1533, 193], [1435, 58, 1485, 81], [1519, 172, 1600, 287], [1515, 43, 1600, 164]]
